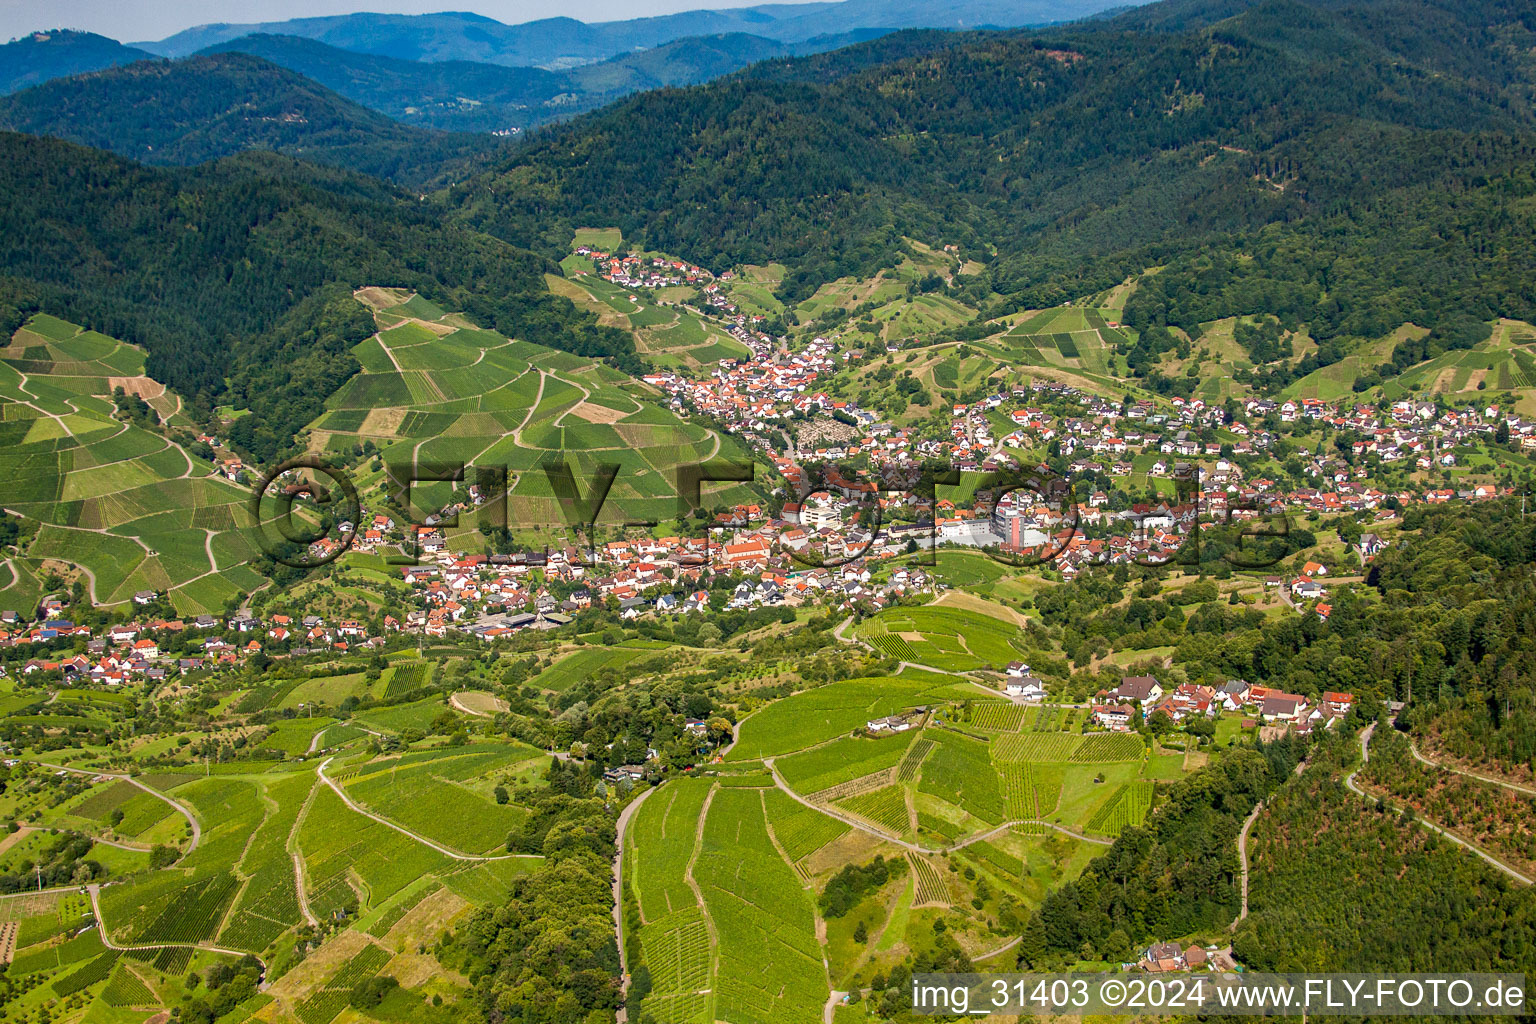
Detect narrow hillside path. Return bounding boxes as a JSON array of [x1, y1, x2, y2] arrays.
[[1230, 801, 1263, 932], [613, 785, 658, 1024], [684, 786, 720, 1003], [87, 883, 269, 983], [1408, 738, 1536, 796], [34, 761, 200, 852], [1346, 724, 1532, 886], [315, 757, 534, 863], [764, 760, 1109, 854], [78, 834, 152, 852], [974, 934, 1022, 961], [287, 776, 321, 928], [509, 370, 548, 449], [1232, 752, 1312, 931], [380, 333, 405, 373], [448, 692, 505, 718], [0, 882, 88, 900], [0, 826, 34, 857]]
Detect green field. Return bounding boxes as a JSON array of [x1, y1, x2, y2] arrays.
[[775, 733, 911, 794], [726, 675, 984, 760], [855, 606, 1029, 671], [343, 743, 544, 854]]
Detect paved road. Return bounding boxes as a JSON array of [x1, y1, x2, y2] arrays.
[[612, 785, 658, 1024], [823, 990, 849, 1024], [35, 761, 200, 852], [316, 757, 534, 862], [1346, 724, 1533, 886]]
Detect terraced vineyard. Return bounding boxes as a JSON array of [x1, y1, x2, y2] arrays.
[[854, 607, 1029, 672], [835, 785, 910, 835], [343, 742, 544, 854], [775, 733, 911, 795], [552, 268, 753, 371], [896, 737, 936, 781], [532, 646, 650, 692], [726, 675, 981, 760], [971, 704, 1027, 731], [296, 943, 392, 1024], [1001, 763, 1064, 821], [694, 789, 826, 1024], [219, 773, 313, 952], [99, 962, 154, 1006], [315, 288, 755, 532], [0, 314, 264, 614], [763, 790, 850, 862], [916, 730, 1005, 824], [298, 785, 452, 917], [991, 732, 1082, 763], [638, 907, 713, 1024], [104, 872, 239, 946], [908, 854, 949, 906], [629, 776, 713, 922], [1073, 733, 1146, 762]]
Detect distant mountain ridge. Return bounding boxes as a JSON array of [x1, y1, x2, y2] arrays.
[[136, 0, 1135, 66], [0, 29, 153, 94], [0, 52, 496, 184], [190, 30, 882, 132]]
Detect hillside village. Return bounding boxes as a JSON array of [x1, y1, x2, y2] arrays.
[[4, 249, 1528, 718]]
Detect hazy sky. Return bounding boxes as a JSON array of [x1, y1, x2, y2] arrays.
[[1, 0, 770, 44]]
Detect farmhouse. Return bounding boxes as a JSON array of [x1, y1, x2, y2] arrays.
[[1108, 675, 1163, 707], [1259, 692, 1308, 721], [1004, 675, 1047, 702], [1140, 942, 1210, 972], [1092, 704, 1134, 730], [1322, 691, 1355, 717]]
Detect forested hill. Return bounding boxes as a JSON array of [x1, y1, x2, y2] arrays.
[[453, 0, 1536, 340], [1389, 501, 1536, 782], [0, 52, 499, 185], [0, 132, 633, 461], [0, 30, 154, 95]]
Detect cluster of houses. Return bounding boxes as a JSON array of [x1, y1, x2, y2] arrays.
[[628, 313, 1518, 584], [394, 535, 944, 640], [6, 610, 393, 682], [1140, 941, 1216, 973], [241, 366, 1521, 645], [577, 250, 715, 291], [639, 334, 849, 434], [575, 247, 773, 347], [1091, 674, 1354, 737]]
